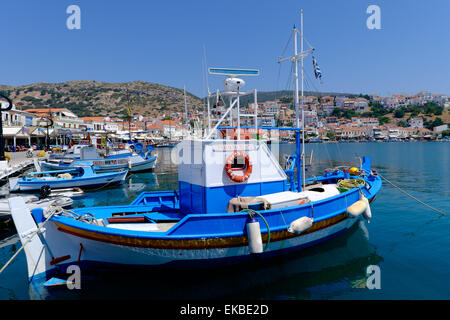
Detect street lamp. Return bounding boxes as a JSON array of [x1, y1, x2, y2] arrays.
[[0, 94, 13, 161], [39, 116, 53, 151]]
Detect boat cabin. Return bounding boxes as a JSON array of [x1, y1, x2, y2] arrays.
[[177, 139, 288, 214]]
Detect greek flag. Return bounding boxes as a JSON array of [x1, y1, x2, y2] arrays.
[[312, 55, 322, 80]]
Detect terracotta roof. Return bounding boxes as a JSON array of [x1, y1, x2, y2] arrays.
[[82, 117, 108, 122], [147, 124, 164, 130], [24, 108, 67, 113], [159, 120, 177, 126]]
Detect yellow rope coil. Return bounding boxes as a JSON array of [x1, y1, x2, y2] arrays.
[[337, 179, 366, 192]]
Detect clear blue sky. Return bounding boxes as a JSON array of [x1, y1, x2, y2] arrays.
[[1, 0, 449, 98]]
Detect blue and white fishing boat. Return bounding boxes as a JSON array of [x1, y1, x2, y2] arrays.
[[9, 13, 381, 285], [43, 145, 157, 173], [10, 161, 128, 192]]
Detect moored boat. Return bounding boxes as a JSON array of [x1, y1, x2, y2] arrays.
[[8, 11, 382, 286], [41, 154, 157, 173], [10, 162, 128, 192], [0, 195, 73, 219], [43, 145, 157, 173]]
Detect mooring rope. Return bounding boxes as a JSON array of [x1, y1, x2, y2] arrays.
[[378, 173, 447, 216], [0, 205, 61, 275]]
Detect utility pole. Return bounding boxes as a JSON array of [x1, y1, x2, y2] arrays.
[[126, 87, 132, 142], [46, 109, 53, 151]]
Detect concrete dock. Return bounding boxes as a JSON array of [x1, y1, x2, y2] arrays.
[[0, 151, 41, 185]]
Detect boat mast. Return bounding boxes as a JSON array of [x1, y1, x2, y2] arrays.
[[207, 89, 211, 136], [293, 25, 300, 129], [279, 9, 313, 191], [300, 9, 306, 190], [183, 85, 189, 133], [293, 21, 303, 193]]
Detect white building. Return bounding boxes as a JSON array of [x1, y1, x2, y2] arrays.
[[433, 124, 448, 132], [321, 104, 335, 116], [0, 101, 36, 127], [408, 117, 423, 129], [24, 108, 84, 129]]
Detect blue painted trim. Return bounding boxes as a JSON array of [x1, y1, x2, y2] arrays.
[[218, 126, 302, 131], [296, 131, 301, 192], [52, 175, 381, 241], [28, 221, 352, 283]]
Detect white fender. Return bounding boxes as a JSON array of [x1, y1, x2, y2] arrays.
[[287, 216, 313, 234], [246, 218, 263, 254], [347, 199, 367, 218], [362, 196, 372, 222]]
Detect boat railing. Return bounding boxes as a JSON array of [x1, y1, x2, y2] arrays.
[[27, 168, 80, 175]]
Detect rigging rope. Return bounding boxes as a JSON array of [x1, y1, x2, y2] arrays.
[[378, 173, 447, 216], [240, 208, 271, 252], [0, 204, 61, 275]]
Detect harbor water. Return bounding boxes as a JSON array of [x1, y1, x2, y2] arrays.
[[0, 142, 449, 300]]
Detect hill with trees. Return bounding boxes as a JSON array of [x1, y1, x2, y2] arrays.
[[0, 80, 203, 118]]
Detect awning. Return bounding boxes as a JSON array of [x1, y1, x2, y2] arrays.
[[2, 127, 30, 137], [2, 127, 22, 136], [30, 127, 55, 137]]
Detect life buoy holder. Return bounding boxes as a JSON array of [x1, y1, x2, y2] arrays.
[[118, 143, 125, 150], [225, 151, 253, 183]]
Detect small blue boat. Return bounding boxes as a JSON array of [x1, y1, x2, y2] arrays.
[[43, 145, 157, 173], [11, 162, 128, 192]]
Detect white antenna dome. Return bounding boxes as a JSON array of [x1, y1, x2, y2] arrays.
[[224, 77, 245, 93]]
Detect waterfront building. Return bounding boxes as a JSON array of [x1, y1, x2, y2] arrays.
[[373, 126, 388, 140], [335, 125, 365, 139], [1, 102, 36, 127], [24, 108, 84, 129], [408, 117, 424, 129], [82, 117, 107, 133], [433, 124, 448, 132]]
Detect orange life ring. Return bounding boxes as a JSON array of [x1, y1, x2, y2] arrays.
[[225, 151, 253, 183], [118, 143, 125, 150]]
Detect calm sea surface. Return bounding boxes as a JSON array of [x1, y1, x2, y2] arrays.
[[0, 142, 449, 300]]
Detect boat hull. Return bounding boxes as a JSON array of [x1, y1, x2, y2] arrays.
[[128, 155, 157, 172], [28, 206, 359, 283], [41, 155, 157, 173], [0, 196, 73, 218], [16, 171, 128, 191], [9, 172, 381, 282]]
